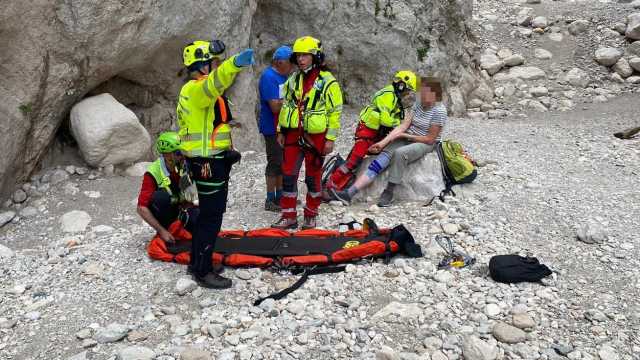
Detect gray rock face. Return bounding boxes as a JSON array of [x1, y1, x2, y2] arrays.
[[70, 94, 151, 167], [117, 346, 155, 360], [253, 0, 484, 116], [462, 336, 498, 360], [0, 0, 484, 201], [595, 48, 624, 66], [627, 13, 640, 40], [0, 0, 257, 200]]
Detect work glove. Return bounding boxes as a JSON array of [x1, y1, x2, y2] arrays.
[[233, 48, 254, 67]]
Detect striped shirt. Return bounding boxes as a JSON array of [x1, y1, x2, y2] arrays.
[[407, 101, 447, 140]]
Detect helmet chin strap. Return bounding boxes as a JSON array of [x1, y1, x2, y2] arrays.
[[198, 62, 211, 76]]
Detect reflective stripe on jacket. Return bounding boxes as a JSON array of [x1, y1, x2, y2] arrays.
[[176, 56, 242, 157], [147, 158, 180, 203], [359, 84, 403, 130], [277, 70, 343, 141]]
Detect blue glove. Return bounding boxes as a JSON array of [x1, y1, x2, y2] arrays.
[[234, 48, 254, 67]]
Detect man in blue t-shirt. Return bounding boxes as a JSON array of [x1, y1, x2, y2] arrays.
[[258, 45, 294, 211]]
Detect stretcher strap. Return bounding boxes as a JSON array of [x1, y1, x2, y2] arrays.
[[253, 265, 346, 306]]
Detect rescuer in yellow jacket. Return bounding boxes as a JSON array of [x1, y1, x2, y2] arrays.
[[177, 39, 254, 289], [325, 71, 418, 194], [271, 36, 343, 230]]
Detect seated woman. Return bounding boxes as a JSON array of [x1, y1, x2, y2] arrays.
[[330, 76, 446, 207]]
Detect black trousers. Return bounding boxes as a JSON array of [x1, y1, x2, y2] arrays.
[[187, 151, 241, 277], [149, 190, 199, 234]]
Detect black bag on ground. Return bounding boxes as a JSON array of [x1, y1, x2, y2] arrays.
[[489, 255, 552, 283]]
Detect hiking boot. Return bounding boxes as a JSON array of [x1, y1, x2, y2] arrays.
[[264, 199, 281, 212], [271, 216, 298, 229], [193, 273, 232, 289], [377, 188, 394, 207], [329, 188, 352, 205], [188, 264, 224, 275], [301, 216, 317, 230]]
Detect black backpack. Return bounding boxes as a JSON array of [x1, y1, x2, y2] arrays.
[[489, 255, 552, 283]]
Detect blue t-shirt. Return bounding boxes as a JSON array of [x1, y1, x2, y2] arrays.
[[258, 67, 288, 135]]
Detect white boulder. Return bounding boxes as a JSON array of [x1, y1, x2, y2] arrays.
[[356, 152, 445, 203], [70, 93, 151, 167]]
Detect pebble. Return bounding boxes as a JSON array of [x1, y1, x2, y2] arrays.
[[512, 313, 536, 329], [492, 322, 526, 344], [75, 328, 92, 339], [117, 346, 155, 360], [235, 269, 254, 280], [124, 162, 152, 177], [175, 278, 198, 296], [19, 206, 38, 218], [597, 345, 619, 360], [286, 301, 306, 315], [534, 48, 553, 60], [576, 222, 606, 244], [0, 318, 18, 329], [376, 346, 400, 360], [373, 301, 423, 319], [24, 311, 41, 321], [12, 189, 27, 203], [442, 223, 459, 235], [49, 169, 70, 185], [95, 323, 129, 343], [0, 211, 16, 228], [434, 270, 455, 284], [462, 335, 498, 360], [60, 210, 92, 233], [127, 330, 148, 342], [180, 347, 212, 360], [485, 303, 501, 318]]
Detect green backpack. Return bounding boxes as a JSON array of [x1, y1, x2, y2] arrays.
[[436, 140, 477, 199]]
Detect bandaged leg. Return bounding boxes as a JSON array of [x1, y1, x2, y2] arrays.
[[347, 151, 392, 197]]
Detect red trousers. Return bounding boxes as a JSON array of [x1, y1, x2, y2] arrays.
[[327, 123, 380, 191], [280, 131, 327, 218]]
